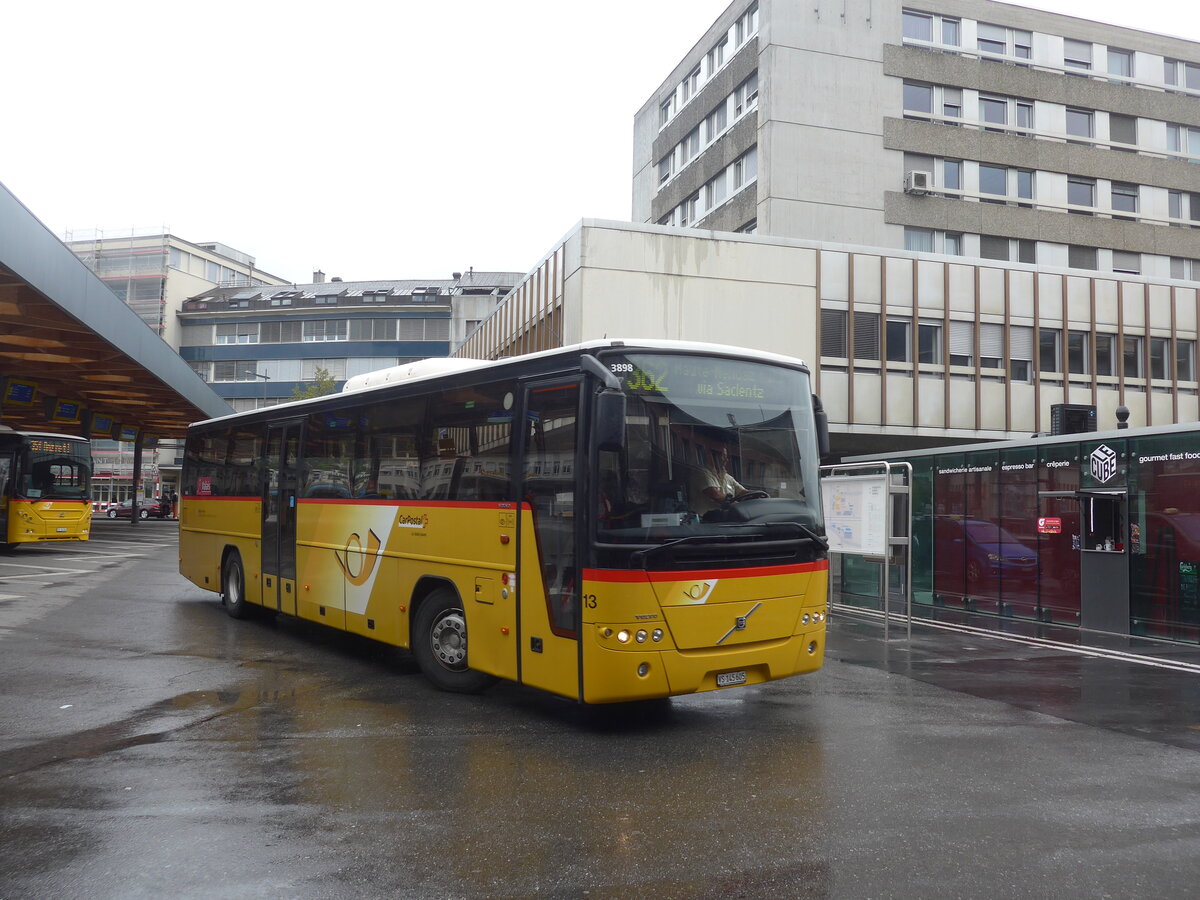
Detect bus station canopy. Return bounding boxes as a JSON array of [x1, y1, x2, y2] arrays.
[[0, 181, 232, 441]]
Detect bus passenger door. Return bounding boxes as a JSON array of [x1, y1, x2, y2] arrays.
[[0, 453, 12, 542], [263, 422, 300, 615], [518, 380, 583, 699]]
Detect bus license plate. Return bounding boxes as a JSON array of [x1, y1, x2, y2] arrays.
[[716, 670, 747, 687]]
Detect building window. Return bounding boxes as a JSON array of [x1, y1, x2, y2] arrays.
[[979, 164, 1007, 199], [682, 66, 700, 103], [1150, 337, 1171, 380], [1096, 334, 1116, 376], [734, 72, 759, 116], [658, 155, 673, 186], [1063, 39, 1093, 72], [821, 309, 848, 358], [942, 88, 962, 122], [733, 146, 757, 187], [1016, 169, 1034, 206], [918, 320, 942, 363], [1168, 191, 1200, 224], [1068, 245, 1098, 270], [980, 323, 1004, 369], [949, 320, 974, 367], [979, 95, 1007, 131], [679, 193, 698, 227], [736, 219, 758, 234], [1066, 108, 1094, 143], [659, 97, 674, 127], [1110, 114, 1137, 148], [1067, 331, 1089, 375], [1112, 251, 1141, 274], [188, 361, 209, 381], [706, 36, 728, 76], [1165, 59, 1200, 90], [944, 159, 962, 191], [215, 322, 259, 344], [214, 360, 261, 382], [944, 232, 964, 256], [1111, 183, 1139, 220], [736, 3, 759, 45], [904, 227, 934, 252], [902, 10, 932, 41], [886, 318, 911, 362], [1123, 336, 1143, 378], [980, 236, 1035, 263], [704, 102, 728, 143], [1067, 177, 1096, 214], [977, 23, 1030, 60], [705, 170, 728, 209], [1108, 48, 1133, 80], [1171, 257, 1200, 281], [303, 319, 348, 342], [1167, 123, 1200, 160], [853, 311, 881, 361], [1039, 329, 1061, 373], [903, 82, 934, 116], [1011, 326, 1034, 382], [942, 18, 960, 47], [1178, 340, 1197, 381]]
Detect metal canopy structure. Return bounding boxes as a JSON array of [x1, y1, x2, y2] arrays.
[[0, 181, 231, 440]]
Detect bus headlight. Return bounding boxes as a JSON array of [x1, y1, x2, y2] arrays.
[[616, 629, 631, 643], [652, 629, 664, 642], [635, 630, 648, 643]]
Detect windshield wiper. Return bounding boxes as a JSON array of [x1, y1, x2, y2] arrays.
[[622, 523, 828, 568]]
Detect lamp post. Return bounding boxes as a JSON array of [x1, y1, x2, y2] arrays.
[[251, 371, 270, 409]]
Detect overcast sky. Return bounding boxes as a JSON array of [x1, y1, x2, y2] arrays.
[[3, 0, 1198, 285]]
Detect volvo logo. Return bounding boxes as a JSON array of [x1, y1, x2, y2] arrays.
[[1090, 444, 1118, 484], [716, 602, 763, 645]]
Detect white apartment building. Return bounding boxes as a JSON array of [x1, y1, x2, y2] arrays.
[[633, 0, 1200, 283]]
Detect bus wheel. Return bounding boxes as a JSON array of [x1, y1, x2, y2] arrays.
[[222, 552, 253, 620], [413, 590, 496, 693]]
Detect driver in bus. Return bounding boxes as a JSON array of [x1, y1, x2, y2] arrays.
[[695, 438, 750, 516]]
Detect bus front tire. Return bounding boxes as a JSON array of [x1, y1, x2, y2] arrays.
[[222, 552, 253, 620], [412, 590, 496, 694]]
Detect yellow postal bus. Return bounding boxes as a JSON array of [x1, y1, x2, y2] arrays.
[[0, 431, 92, 546], [179, 340, 830, 702]]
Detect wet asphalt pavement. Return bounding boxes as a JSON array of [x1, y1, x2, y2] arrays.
[[1, 520, 1199, 899]]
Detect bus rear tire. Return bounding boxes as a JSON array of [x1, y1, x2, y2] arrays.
[[412, 589, 496, 694], [222, 551, 253, 620]]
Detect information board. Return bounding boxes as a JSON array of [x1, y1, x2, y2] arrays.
[[821, 473, 889, 556]]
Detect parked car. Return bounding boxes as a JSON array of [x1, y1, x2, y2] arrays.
[[106, 499, 170, 520]]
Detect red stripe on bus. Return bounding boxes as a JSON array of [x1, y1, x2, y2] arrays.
[[298, 498, 520, 509], [181, 495, 259, 502], [583, 561, 829, 583]]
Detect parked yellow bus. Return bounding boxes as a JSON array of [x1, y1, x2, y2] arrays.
[[0, 431, 92, 546], [179, 340, 830, 702]]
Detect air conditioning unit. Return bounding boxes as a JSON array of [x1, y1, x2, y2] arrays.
[[904, 170, 932, 195]]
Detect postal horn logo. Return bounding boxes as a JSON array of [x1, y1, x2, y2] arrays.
[[334, 529, 381, 585], [1090, 444, 1118, 484]]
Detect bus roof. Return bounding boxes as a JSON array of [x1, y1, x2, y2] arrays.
[[187, 338, 813, 431]]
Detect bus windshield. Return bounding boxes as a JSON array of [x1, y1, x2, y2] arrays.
[[19, 438, 91, 501], [596, 352, 824, 546]]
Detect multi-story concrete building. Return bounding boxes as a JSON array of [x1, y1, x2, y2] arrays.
[[634, 0, 1200, 283], [179, 271, 522, 411], [64, 229, 289, 348], [457, 219, 1199, 457]]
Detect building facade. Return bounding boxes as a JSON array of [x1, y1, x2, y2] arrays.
[[456, 220, 1199, 458], [633, 0, 1200, 284], [179, 271, 521, 411], [64, 230, 289, 348]]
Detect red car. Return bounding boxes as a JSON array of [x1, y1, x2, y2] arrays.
[[105, 499, 170, 520]]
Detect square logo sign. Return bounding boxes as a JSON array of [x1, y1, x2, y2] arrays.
[[1090, 444, 1118, 483]]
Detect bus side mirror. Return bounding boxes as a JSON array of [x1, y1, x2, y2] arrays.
[[595, 389, 626, 452], [813, 393, 830, 460]]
